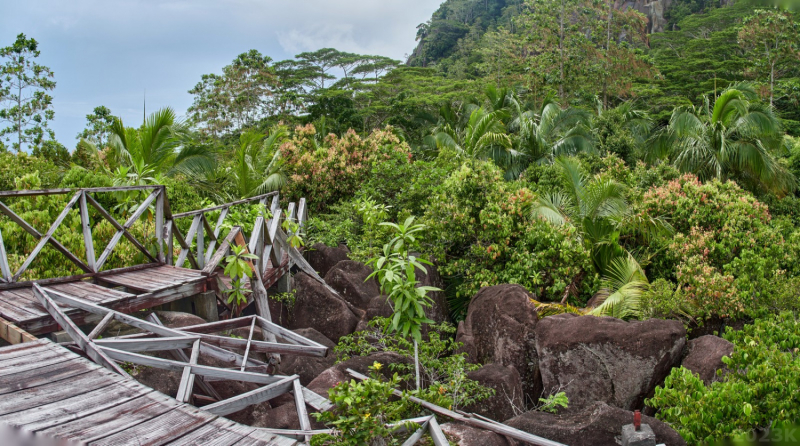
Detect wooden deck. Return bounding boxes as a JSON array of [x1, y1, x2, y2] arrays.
[[0, 339, 301, 445], [0, 264, 206, 336]]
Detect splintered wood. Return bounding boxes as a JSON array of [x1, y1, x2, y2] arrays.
[[27, 286, 330, 444]]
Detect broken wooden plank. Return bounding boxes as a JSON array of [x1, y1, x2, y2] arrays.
[[146, 313, 223, 402], [176, 339, 200, 403], [98, 347, 289, 385], [202, 375, 297, 417], [240, 316, 257, 372], [292, 378, 312, 443], [94, 336, 200, 352], [400, 416, 432, 446], [427, 415, 448, 446], [87, 312, 115, 340], [202, 226, 241, 275], [32, 285, 128, 377]]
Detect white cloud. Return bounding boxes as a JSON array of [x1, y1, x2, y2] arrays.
[[0, 0, 442, 146]]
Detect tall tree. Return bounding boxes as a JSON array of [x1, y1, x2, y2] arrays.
[[0, 33, 56, 153], [77, 105, 114, 149], [738, 8, 800, 107], [188, 50, 276, 137], [295, 48, 340, 89]]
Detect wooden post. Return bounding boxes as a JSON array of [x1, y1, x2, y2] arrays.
[[165, 220, 174, 266], [0, 226, 11, 282], [156, 187, 165, 263], [79, 191, 96, 272], [196, 216, 205, 270]]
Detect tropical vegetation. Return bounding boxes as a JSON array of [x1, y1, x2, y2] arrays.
[[2, 0, 800, 443]]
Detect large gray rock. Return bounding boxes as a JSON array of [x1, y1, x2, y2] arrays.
[[535, 314, 686, 410], [355, 294, 393, 332], [307, 243, 350, 277], [464, 363, 524, 422], [681, 335, 734, 385], [505, 402, 686, 446], [440, 422, 511, 446], [279, 328, 337, 385], [324, 260, 380, 310], [456, 284, 541, 399], [290, 272, 359, 343]]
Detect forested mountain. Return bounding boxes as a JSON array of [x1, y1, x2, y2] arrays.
[[406, 0, 799, 129]]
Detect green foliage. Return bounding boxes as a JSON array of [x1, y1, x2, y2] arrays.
[[537, 391, 569, 414], [77, 106, 114, 149], [649, 312, 800, 444], [335, 318, 494, 411], [312, 363, 408, 446], [423, 161, 597, 317], [647, 84, 796, 194], [0, 152, 62, 190], [367, 217, 439, 344], [223, 244, 258, 316]]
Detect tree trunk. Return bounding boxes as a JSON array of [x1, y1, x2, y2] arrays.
[[414, 339, 421, 391], [770, 61, 775, 107], [559, 0, 565, 104], [604, 0, 613, 111], [17, 82, 22, 153]]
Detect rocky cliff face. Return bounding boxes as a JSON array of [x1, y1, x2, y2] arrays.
[[622, 0, 673, 33]]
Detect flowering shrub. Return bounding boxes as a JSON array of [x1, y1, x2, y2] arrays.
[[281, 125, 411, 211], [640, 174, 777, 272], [638, 174, 793, 321], [312, 362, 408, 446]]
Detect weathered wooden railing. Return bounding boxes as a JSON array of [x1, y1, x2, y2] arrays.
[[0, 185, 307, 285], [169, 192, 307, 278], [0, 185, 167, 284]]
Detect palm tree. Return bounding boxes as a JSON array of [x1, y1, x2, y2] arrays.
[[431, 106, 513, 162], [648, 84, 795, 194], [531, 157, 671, 318], [108, 107, 214, 184], [230, 129, 288, 199], [504, 99, 594, 179]]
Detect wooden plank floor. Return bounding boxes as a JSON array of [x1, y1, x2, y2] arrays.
[[0, 339, 299, 446], [0, 265, 207, 336]]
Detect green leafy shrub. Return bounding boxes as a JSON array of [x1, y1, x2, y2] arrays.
[[312, 362, 409, 446], [0, 153, 63, 191], [335, 318, 494, 411], [649, 313, 800, 444], [423, 161, 596, 317]]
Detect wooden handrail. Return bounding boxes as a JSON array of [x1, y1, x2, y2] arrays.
[[172, 191, 277, 218]]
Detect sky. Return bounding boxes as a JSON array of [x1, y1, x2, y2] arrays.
[[0, 0, 441, 149]]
